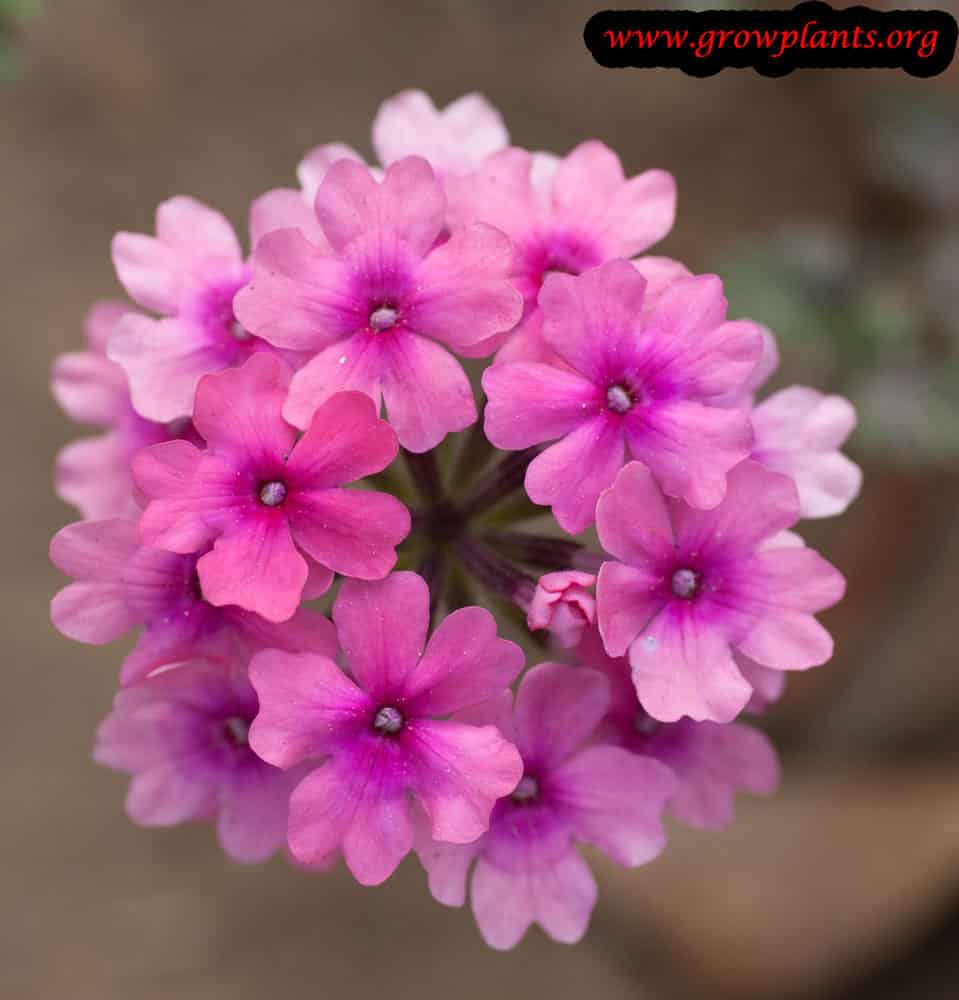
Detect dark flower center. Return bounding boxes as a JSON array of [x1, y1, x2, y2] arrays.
[[633, 712, 660, 736], [220, 716, 250, 747], [372, 705, 404, 735], [230, 318, 252, 342], [671, 567, 700, 599], [605, 384, 636, 414], [369, 305, 399, 332], [258, 480, 288, 507], [510, 774, 539, 804]]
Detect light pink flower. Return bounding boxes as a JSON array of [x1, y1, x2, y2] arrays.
[[577, 627, 779, 830], [248, 573, 525, 886], [235, 157, 523, 452], [50, 518, 336, 685], [95, 659, 304, 863], [416, 662, 675, 950], [134, 354, 409, 622], [52, 301, 197, 519], [595, 461, 845, 723], [108, 196, 297, 421], [372, 90, 508, 177], [751, 387, 862, 518], [484, 260, 761, 532], [446, 142, 676, 360], [527, 571, 596, 648]]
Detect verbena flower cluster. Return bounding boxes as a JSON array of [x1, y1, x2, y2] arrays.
[[50, 90, 860, 950]]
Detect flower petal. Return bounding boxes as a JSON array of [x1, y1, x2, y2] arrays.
[[595, 461, 675, 567], [596, 561, 667, 659]]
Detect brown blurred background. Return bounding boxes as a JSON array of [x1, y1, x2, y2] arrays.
[[3, 1, 958, 998]]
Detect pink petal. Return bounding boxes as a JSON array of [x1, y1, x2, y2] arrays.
[[626, 399, 753, 509], [404, 607, 524, 716], [51, 350, 129, 425], [538, 260, 649, 383], [378, 331, 477, 452], [316, 157, 445, 258], [513, 662, 609, 768], [736, 653, 787, 713], [445, 147, 535, 239], [644, 273, 728, 342], [602, 168, 677, 257], [84, 300, 136, 354], [234, 228, 358, 351], [332, 573, 430, 698], [552, 745, 675, 865], [248, 650, 369, 768], [197, 514, 307, 622], [297, 143, 367, 202], [406, 224, 522, 349], [595, 561, 666, 659], [123, 768, 219, 827], [289, 487, 408, 580], [248, 188, 327, 248], [551, 141, 628, 218], [372, 90, 508, 174], [629, 603, 752, 723], [55, 432, 138, 520], [525, 416, 625, 534], [482, 361, 598, 449], [111, 232, 183, 314], [287, 390, 398, 488], [471, 850, 597, 950], [407, 720, 523, 844], [217, 763, 296, 863], [595, 461, 676, 567], [416, 832, 479, 907], [192, 353, 296, 461], [155, 196, 243, 271]]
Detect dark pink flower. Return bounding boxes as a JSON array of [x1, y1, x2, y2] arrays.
[[526, 571, 596, 649], [51, 301, 197, 519], [484, 260, 762, 532], [134, 354, 409, 622], [577, 627, 779, 830], [416, 663, 675, 950], [751, 387, 862, 519], [50, 519, 336, 685], [595, 461, 846, 723], [248, 572, 525, 886], [234, 156, 523, 452], [108, 196, 297, 421], [95, 659, 303, 863], [446, 143, 676, 360]]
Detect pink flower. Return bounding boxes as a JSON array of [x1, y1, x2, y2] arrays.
[[416, 663, 675, 950], [483, 260, 761, 532], [372, 90, 508, 177], [446, 142, 676, 360], [595, 461, 845, 723], [108, 196, 297, 422], [248, 572, 525, 886], [235, 156, 523, 451], [751, 387, 862, 518], [50, 519, 337, 685], [134, 354, 410, 622], [94, 659, 303, 863], [52, 301, 197, 519], [526, 571, 596, 648], [577, 627, 779, 830]]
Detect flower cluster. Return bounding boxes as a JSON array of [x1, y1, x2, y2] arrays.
[[50, 90, 859, 950]]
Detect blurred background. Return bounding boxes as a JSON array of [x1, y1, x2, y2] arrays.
[[3, 1, 958, 997]]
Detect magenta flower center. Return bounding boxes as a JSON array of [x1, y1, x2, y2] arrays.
[[258, 480, 288, 507], [220, 716, 251, 747], [605, 384, 636, 414], [372, 705, 404, 735], [510, 774, 539, 804], [633, 712, 660, 736], [369, 305, 399, 332], [671, 567, 700, 599]]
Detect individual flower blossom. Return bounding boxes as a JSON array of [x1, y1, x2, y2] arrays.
[[134, 354, 409, 622], [577, 626, 779, 830], [484, 260, 762, 532], [50, 519, 337, 686], [51, 301, 198, 519], [95, 659, 304, 863], [234, 156, 523, 452], [595, 460, 846, 723], [446, 142, 677, 360], [108, 196, 299, 422], [751, 386, 862, 518], [248, 572, 525, 886], [416, 662, 675, 950], [526, 571, 596, 648], [372, 90, 508, 177]]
